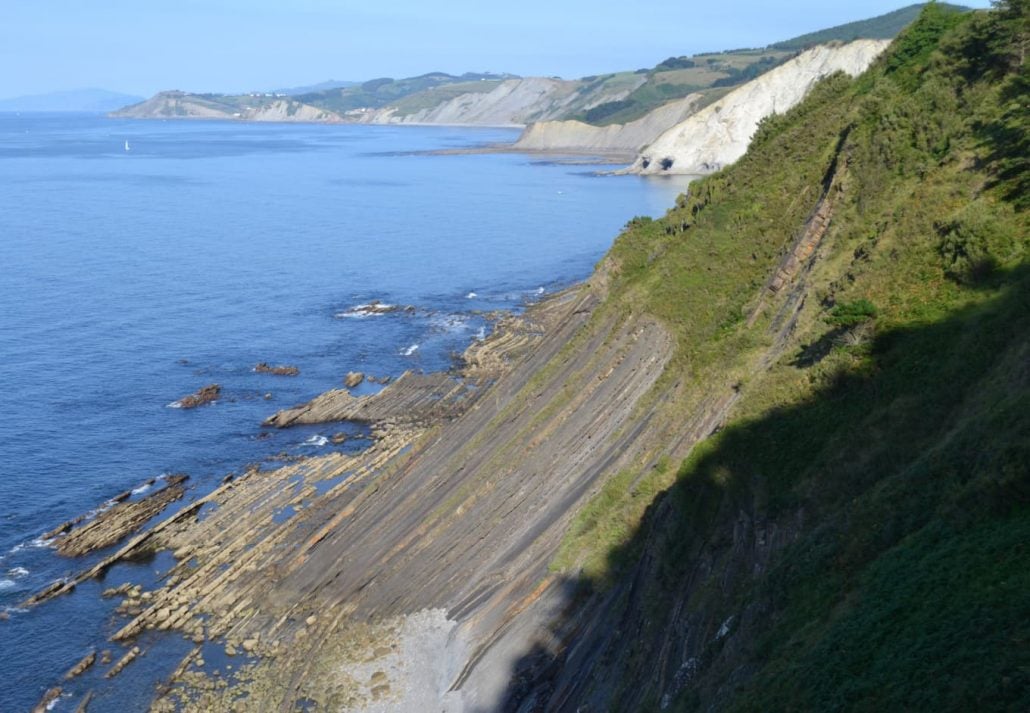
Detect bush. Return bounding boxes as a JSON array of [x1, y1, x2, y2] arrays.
[[583, 99, 637, 124], [655, 56, 697, 71], [937, 202, 1017, 284], [828, 299, 878, 327]]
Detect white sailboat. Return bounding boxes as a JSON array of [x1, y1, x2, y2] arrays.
[[124, 140, 131, 152]]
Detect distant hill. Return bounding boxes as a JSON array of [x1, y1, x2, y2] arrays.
[[291, 72, 519, 114], [771, 2, 970, 50], [270, 79, 359, 96], [0, 88, 144, 112]]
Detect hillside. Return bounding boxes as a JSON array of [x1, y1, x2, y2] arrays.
[[771, 2, 970, 50]]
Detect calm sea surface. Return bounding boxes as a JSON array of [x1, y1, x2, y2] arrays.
[[0, 113, 691, 710]]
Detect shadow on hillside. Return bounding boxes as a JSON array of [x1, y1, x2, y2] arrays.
[[492, 264, 1030, 712]]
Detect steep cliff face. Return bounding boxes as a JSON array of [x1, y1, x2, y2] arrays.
[[629, 39, 890, 174], [512, 93, 703, 155]]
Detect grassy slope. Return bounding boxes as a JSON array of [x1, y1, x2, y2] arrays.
[[772, 2, 970, 50], [548, 4, 1028, 709]]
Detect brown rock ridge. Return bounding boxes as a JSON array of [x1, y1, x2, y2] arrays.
[[54, 475, 189, 557], [262, 371, 471, 428]]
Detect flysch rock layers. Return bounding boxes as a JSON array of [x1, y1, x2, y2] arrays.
[[24, 286, 678, 711]]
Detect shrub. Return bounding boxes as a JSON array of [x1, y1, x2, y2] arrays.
[[828, 299, 878, 327], [937, 202, 1017, 284]]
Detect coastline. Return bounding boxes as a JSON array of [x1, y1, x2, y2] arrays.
[[2, 113, 691, 712], [20, 279, 673, 710]]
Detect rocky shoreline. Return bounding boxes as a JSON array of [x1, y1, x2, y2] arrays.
[[23, 285, 660, 710]]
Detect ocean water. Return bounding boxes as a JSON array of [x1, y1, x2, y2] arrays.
[[0, 113, 692, 710]]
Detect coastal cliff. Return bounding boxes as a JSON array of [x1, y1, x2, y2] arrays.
[[628, 39, 890, 174], [511, 93, 703, 156], [510, 40, 888, 160], [24, 4, 1028, 711]]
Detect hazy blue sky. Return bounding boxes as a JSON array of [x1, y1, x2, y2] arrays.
[[1, 0, 992, 98]]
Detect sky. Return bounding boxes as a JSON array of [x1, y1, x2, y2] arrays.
[[0, 0, 993, 98]]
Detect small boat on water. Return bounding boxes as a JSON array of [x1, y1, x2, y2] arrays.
[[124, 140, 130, 152]]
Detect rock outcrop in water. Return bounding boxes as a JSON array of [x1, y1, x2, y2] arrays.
[[53, 475, 189, 556], [172, 384, 220, 409], [254, 362, 299, 376]]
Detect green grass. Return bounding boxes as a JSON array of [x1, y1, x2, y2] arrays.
[[771, 2, 970, 51]]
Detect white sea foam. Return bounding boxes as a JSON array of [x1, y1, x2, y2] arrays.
[[431, 314, 470, 333], [475, 326, 487, 341], [6, 537, 51, 555], [166, 400, 184, 409], [336, 302, 397, 319], [131, 482, 152, 495], [536, 286, 545, 294], [303, 435, 328, 447], [7, 566, 29, 577], [401, 344, 419, 356], [466, 291, 477, 299], [0, 579, 15, 591]]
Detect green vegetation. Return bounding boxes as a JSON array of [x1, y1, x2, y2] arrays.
[[547, 3, 1029, 709], [827, 298, 877, 327], [574, 50, 794, 126], [772, 2, 970, 50]]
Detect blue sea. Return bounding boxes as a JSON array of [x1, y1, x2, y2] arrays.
[[0, 113, 692, 711]]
